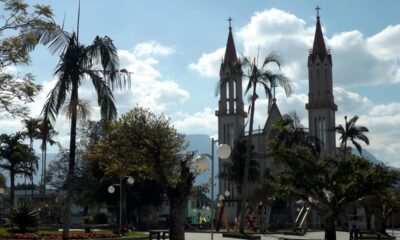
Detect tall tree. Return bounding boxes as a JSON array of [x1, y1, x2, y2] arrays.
[[21, 117, 41, 197], [0, 0, 54, 117], [334, 115, 369, 157], [219, 139, 260, 219], [34, 19, 130, 239], [38, 119, 58, 200], [0, 132, 36, 206], [238, 54, 292, 233]]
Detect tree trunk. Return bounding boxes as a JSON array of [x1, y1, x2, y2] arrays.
[[169, 197, 186, 240], [62, 82, 78, 240], [365, 209, 372, 231], [31, 176, 34, 200], [43, 143, 47, 200], [121, 181, 128, 231], [166, 159, 194, 240], [239, 84, 257, 233], [379, 218, 387, 234], [10, 170, 15, 207], [324, 216, 336, 240]]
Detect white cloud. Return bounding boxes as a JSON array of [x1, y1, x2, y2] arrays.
[[173, 108, 217, 134], [329, 30, 400, 86], [117, 49, 189, 113], [367, 25, 400, 60], [188, 48, 225, 78], [133, 41, 175, 57], [334, 87, 373, 116]]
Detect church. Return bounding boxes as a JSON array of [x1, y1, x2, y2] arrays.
[[216, 9, 337, 225]]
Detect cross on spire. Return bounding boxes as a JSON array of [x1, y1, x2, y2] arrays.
[[228, 17, 233, 30], [315, 5, 321, 18]]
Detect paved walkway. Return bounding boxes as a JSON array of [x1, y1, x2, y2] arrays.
[[184, 230, 400, 240]]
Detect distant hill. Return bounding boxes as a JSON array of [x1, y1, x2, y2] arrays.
[[185, 134, 216, 185], [351, 148, 400, 171], [352, 148, 382, 165]]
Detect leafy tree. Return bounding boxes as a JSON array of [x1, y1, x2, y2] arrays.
[[219, 139, 260, 218], [166, 153, 195, 240], [0, 0, 54, 116], [237, 53, 291, 232], [0, 132, 37, 206], [270, 138, 397, 240], [359, 166, 400, 233], [86, 107, 194, 240], [33, 20, 130, 239], [334, 115, 369, 157]]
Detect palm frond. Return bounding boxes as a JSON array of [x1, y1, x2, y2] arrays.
[[356, 134, 370, 145], [85, 36, 132, 90], [87, 71, 117, 121], [62, 98, 92, 121], [262, 53, 282, 70], [41, 79, 69, 122], [28, 22, 71, 55], [352, 140, 362, 155]]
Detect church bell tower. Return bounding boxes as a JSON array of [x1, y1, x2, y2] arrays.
[[216, 18, 246, 200], [306, 7, 337, 157], [216, 18, 246, 147]]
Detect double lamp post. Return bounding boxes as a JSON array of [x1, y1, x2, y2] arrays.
[[195, 138, 231, 240], [108, 176, 135, 233]]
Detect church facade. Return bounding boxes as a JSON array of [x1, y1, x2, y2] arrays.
[[216, 11, 337, 224]]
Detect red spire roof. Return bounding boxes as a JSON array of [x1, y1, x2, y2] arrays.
[[224, 27, 238, 64]]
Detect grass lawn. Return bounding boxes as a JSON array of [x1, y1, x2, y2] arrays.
[[123, 231, 149, 238]]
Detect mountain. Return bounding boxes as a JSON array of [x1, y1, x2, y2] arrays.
[[185, 134, 216, 184], [351, 148, 382, 165]]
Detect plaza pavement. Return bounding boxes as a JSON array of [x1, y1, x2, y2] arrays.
[[184, 230, 400, 240]]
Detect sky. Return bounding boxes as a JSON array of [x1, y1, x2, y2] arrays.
[[1, 0, 400, 167]]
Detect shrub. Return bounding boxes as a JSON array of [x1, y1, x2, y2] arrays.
[[93, 212, 108, 224], [9, 199, 39, 232]]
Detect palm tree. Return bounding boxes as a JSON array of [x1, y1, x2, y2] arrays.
[[35, 22, 130, 240], [38, 119, 58, 201], [334, 115, 369, 158], [0, 132, 35, 206], [21, 117, 41, 197], [219, 139, 259, 228], [273, 112, 321, 157], [238, 54, 291, 233]]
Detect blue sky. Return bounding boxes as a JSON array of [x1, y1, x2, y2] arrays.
[[1, 0, 400, 167]]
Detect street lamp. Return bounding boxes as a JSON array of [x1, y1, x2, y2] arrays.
[[195, 138, 231, 240], [108, 176, 135, 233]]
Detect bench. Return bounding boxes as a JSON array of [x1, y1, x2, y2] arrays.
[[148, 229, 169, 240], [357, 231, 395, 240]]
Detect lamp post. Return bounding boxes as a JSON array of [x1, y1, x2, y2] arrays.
[[108, 176, 135, 233], [195, 138, 231, 240]]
